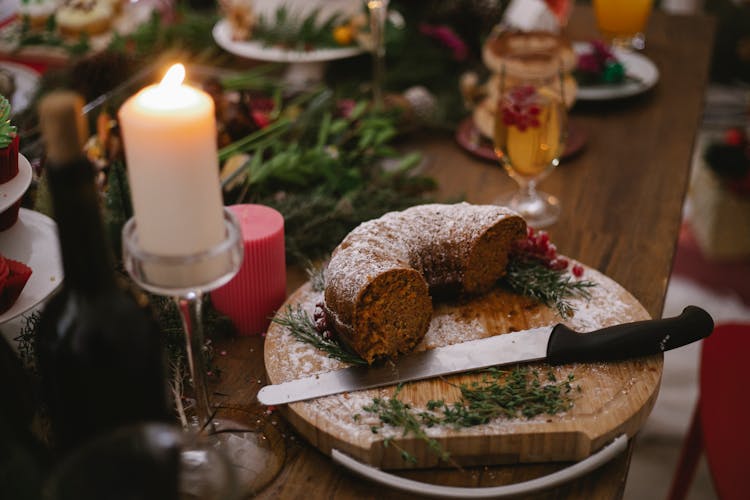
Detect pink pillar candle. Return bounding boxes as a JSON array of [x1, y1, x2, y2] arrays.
[[211, 204, 286, 335]]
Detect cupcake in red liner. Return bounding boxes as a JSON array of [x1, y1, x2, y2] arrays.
[[0, 96, 18, 184], [0, 255, 8, 291], [0, 254, 32, 314], [0, 96, 20, 231], [0, 134, 18, 184]]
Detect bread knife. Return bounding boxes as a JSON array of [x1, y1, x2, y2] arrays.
[[257, 306, 713, 406]]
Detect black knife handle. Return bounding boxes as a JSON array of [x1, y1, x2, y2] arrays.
[[546, 306, 714, 365]]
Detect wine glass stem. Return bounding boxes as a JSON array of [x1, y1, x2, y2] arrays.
[[368, 0, 388, 108], [517, 179, 536, 201], [174, 292, 213, 430]]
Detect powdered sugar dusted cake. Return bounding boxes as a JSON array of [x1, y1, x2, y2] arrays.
[[323, 203, 526, 363]]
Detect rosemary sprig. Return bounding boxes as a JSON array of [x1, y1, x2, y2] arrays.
[[272, 306, 367, 366], [361, 385, 452, 465], [503, 259, 596, 318], [360, 367, 578, 464], [433, 367, 576, 426], [306, 262, 326, 293]]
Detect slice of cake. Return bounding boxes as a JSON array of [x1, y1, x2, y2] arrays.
[[0, 254, 32, 314]]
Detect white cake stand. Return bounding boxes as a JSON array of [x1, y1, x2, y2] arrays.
[[212, 19, 365, 88]]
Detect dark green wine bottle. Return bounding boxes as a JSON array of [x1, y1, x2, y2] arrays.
[[34, 91, 171, 454]]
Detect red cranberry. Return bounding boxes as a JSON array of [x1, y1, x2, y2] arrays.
[[572, 264, 584, 278], [724, 128, 746, 147], [549, 258, 568, 271]]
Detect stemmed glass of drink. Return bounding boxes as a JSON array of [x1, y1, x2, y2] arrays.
[[493, 51, 567, 228], [592, 0, 654, 50]]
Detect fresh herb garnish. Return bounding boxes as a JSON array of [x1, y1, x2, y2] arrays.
[[272, 306, 367, 366], [362, 367, 578, 463], [306, 262, 326, 293], [362, 385, 453, 465], [503, 259, 596, 318], [253, 7, 351, 50]]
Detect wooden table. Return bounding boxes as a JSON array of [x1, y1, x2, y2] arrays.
[[213, 6, 715, 499]]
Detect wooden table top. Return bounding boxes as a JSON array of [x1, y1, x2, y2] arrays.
[[212, 6, 716, 499]]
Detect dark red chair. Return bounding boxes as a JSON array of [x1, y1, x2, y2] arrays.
[[667, 323, 750, 500]]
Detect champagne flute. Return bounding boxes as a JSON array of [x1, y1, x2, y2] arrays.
[[493, 53, 567, 228]]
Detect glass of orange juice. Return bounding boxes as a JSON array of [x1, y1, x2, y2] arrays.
[[593, 0, 654, 50], [493, 51, 567, 228]]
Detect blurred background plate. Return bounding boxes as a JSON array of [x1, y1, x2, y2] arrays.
[[574, 42, 659, 101], [212, 19, 364, 63], [0, 61, 40, 115]]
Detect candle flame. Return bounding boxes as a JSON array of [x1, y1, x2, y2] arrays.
[[160, 64, 185, 89]]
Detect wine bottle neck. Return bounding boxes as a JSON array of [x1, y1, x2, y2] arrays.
[[47, 157, 116, 294]]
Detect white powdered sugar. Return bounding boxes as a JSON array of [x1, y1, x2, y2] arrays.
[[325, 202, 523, 308]]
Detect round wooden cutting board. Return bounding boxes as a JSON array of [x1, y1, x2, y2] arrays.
[[264, 263, 662, 470]]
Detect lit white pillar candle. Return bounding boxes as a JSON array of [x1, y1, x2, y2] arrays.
[[118, 64, 224, 256]]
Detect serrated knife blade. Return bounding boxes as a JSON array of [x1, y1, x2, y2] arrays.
[[257, 306, 714, 406]]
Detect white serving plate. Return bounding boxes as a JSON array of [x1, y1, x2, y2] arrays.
[[212, 19, 364, 63], [574, 42, 659, 101], [0, 208, 63, 324], [0, 153, 31, 213], [0, 61, 40, 114]]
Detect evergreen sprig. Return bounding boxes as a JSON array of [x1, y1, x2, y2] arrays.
[[360, 367, 578, 464], [272, 306, 367, 366], [220, 84, 437, 263], [107, 8, 222, 62], [362, 385, 452, 465], [502, 259, 596, 318], [253, 7, 349, 50], [306, 263, 326, 293]]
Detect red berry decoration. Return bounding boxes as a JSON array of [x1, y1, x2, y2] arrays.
[[313, 301, 337, 341], [724, 127, 746, 147], [575, 40, 624, 84], [572, 264, 584, 278], [500, 85, 543, 131], [512, 230, 587, 277]]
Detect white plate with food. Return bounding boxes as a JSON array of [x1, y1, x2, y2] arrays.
[[573, 42, 659, 101], [0, 154, 32, 213], [0, 61, 40, 115], [0, 208, 62, 324], [212, 19, 364, 63]]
